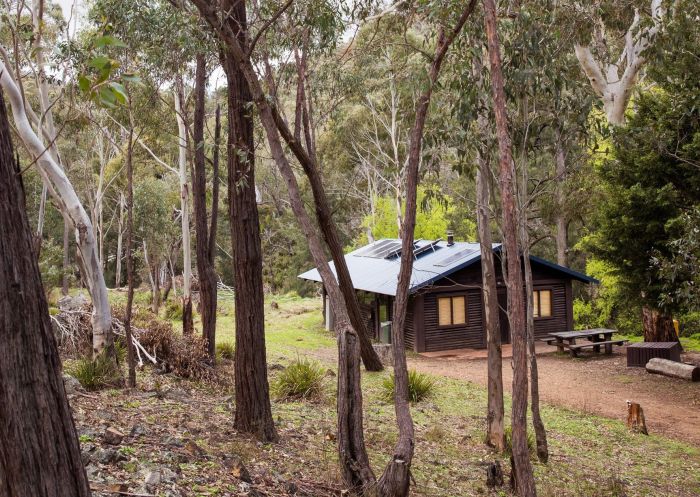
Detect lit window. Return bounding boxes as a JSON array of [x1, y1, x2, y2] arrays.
[[438, 296, 467, 326], [533, 290, 552, 318]]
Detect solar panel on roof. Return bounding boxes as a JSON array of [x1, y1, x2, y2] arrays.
[[412, 241, 441, 258], [434, 248, 477, 267], [356, 240, 402, 259], [354, 239, 394, 257]]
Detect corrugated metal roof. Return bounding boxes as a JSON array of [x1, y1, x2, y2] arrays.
[[298, 239, 597, 296]]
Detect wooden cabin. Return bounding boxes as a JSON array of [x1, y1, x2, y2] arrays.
[[298, 237, 597, 353]]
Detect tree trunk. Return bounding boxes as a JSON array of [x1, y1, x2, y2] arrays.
[[193, 0, 375, 483], [554, 135, 568, 267], [222, 0, 277, 442], [483, 0, 537, 494], [281, 60, 384, 372], [192, 54, 218, 362], [377, 5, 477, 494], [115, 192, 125, 287], [523, 251, 548, 463], [0, 60, 114, 361], [642, 306, 678, 343], [0, 89, 91, 497], [61, 216, 70, 296], [477, 160, 505, 452], [124, 115, 136, 388], [175, 78, 193, 335]]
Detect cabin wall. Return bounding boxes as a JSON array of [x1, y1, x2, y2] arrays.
[[421, 289, 485, 352]]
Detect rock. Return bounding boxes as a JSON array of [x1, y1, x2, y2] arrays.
[[95, 448, 126, 465], [144, 470, 161, 485], [81, 450, 92, 466], [224, 456, 252, 483], [325, 368, 336, 377], [63, 374, 83, 394], [269, 363, 285, 371], [103, 427, 124, 445], [161, 467, 178, 483], [270, 301, 279, 309], [129, 424, 147, 438], [184, 440, 205, 457], [94, 410, 115, 422], [163, 436, 184, 447]]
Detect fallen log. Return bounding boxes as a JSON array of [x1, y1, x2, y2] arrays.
[[646, 358, 700, 382]]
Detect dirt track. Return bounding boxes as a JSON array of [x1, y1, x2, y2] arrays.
[[408, 348, 700, 446]]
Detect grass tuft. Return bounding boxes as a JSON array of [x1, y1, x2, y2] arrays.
[[381, 369, 436, 403], [66, 353, 122, 391], [273, 358, 326, 400], [216, 341, 235, 361]]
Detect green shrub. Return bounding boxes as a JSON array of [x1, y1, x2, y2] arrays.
[[504, 426, 535, 459], [381, 369, 436, 403], [66, 353, 122, 391], [164, 300, 183, 320], [216, 342, 235, 360], [273, 358, 326, 400]]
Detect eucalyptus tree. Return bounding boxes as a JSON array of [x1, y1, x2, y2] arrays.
[[0, 90, 91, 497], [0, 0, 116, 360], [565, 0, 670, 126], [482, 0, 536, 493]]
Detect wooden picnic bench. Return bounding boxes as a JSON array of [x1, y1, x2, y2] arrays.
[[547, 329, 628, 357]]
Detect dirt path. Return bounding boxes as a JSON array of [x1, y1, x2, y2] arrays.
[[408, 349, 700, 446]]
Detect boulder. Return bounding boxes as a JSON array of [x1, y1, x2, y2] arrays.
[[103, 427, 125, 446], [63, 374, 82, 394]]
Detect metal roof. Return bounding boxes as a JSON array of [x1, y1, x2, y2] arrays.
[[298, 239, 597, 296]]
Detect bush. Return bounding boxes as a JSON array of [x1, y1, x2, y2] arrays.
[[163, 300, 183, 320], [216, 342, 235, 360], [504, 426, 535, 459], [273, 358, 326, 400], [66, 353, 122, 391], [381, 369, 436, 403]]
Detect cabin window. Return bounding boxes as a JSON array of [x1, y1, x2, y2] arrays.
[[533, 289, 552, 318], [438, 296, 466, 326]]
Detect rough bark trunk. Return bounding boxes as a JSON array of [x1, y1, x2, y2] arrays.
[[554, 135, 568, 267], [483, 0, 537, 494], [175, 78, 194, 335], [192, 0, 373, 484], [0, 59, 114, 360], [124, 117, 136, 388], [222, 0, 276, 442], [477, 160, 505, 452], [192, 54, 218, 362], [642, 306, 678, 343], [522, 250, 548, 463], [0, 89, 91, 497]]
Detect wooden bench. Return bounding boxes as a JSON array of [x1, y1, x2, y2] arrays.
[[568, 339, 628, 357]]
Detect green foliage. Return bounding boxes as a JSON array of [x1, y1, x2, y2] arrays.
[[504, 425, 535, 459], [573, 258, 642, 335], [215, 342, 235, 361], [273, 359, 326, 400], [164, 300, 183, 321], [381, 369, 436, 404], [359, 188, 470, 245], [66, 353, 122, 391]]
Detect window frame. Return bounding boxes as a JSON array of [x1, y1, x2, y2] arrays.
[[436, 293, 469, 328], [532, 288, 554, 320]]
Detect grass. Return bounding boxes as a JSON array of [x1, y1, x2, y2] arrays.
[[65, 353, 122, 391], [381, 369, 436, 403], [615, 332, 700, 352], [272, 358, 327, 400], [103, 290, 700, 496]]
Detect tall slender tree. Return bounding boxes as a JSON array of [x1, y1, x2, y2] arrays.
[[0, 90, 91, 497], [482, 0, 537, 494], [192, 54, 220, 362]]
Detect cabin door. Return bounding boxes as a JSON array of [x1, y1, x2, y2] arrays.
[[497, 290, 511, 344]]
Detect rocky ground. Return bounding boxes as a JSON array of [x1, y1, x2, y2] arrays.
[[66, 366, 342, 497]]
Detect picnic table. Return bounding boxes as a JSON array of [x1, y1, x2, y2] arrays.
[[547, 328, 627, 357]]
